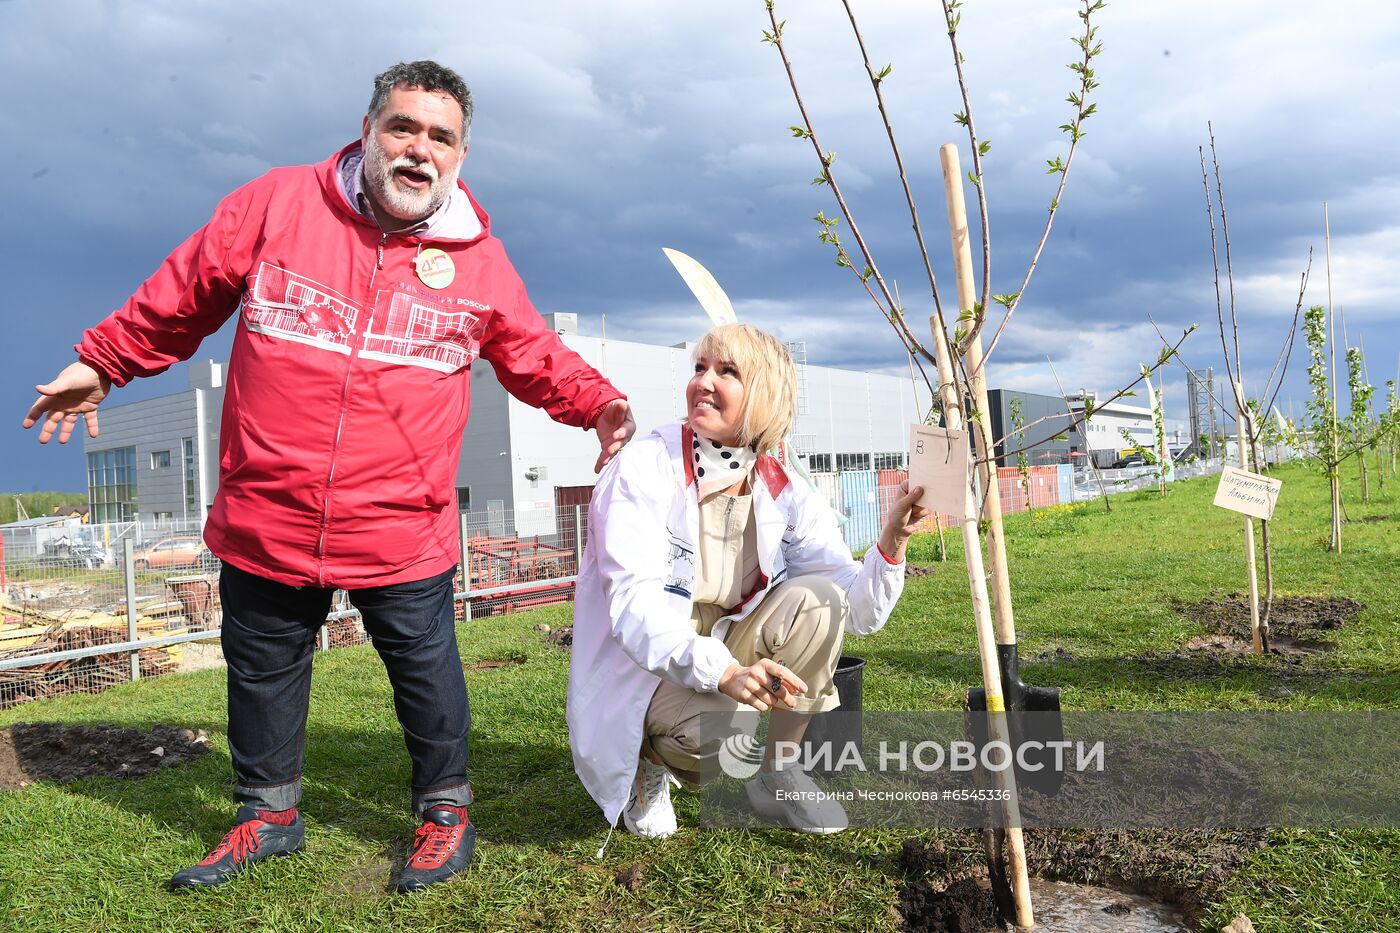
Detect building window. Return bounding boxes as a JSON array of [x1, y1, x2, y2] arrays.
[[87, 446, 137, 523], [836, 453, 872, 472], [805, 454, 833, 472], [150, 449, 171, 469], [873, 451, 906, 470], [456, 486, 471, 512], [183, 437, 197, 514]]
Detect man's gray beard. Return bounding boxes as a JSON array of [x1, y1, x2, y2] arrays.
[[362, 133, 456, 222]]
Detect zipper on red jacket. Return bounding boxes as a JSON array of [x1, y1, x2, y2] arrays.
[[314, 231, 387, 584]]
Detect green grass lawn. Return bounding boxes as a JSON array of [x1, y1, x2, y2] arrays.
[[1, 462, 1396, 931]]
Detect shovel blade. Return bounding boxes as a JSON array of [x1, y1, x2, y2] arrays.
[[965, 684, 1066, 796]]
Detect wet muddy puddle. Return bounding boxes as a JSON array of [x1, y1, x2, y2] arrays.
[[1026, 878, 1188, 932]]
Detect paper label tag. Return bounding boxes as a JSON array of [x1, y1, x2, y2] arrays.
[[908, 424, 970, 518], [1212, 465, 1282, 520]]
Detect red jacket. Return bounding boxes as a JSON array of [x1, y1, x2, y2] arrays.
[[78, 143, 623, 589]]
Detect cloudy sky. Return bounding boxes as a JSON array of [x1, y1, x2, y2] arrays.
[[3, 0, 1397, 491]]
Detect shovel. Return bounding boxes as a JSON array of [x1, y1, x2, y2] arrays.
[[965, 640, 1065, 796], [934, 143, 1065, 798]]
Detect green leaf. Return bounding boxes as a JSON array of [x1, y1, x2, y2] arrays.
[[967, 170, 981, 187], [953, 111, 969, 127], [992, 293, 1019, 308], [789, 125, 810, 139], [877, 64, 893, 80], [978, 139, 992, 156]]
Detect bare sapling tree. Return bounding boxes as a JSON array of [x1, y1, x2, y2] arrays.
[[762, 1, 1192, 927], [1196, 131, 1313, 643]]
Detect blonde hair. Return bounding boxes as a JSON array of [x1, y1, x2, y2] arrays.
[[693, 323, 797, 453]]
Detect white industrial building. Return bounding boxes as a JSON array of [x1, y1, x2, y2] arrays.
[[1064, 391, 1158, 467], [82, 315, 925, 536]]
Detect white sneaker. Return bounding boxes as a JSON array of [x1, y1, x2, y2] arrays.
[[622, 758, 679, 839], [745, 768, 849, 834]]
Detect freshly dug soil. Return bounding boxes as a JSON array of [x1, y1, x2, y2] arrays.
[[900, 872, 1004, 932], [1169, 594, 1361, 656], [0, 722, 210, 790], [1172, 594, 1361, 638], [899, 828, 1268, 931]]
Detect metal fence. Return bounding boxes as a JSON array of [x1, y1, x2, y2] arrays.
[[0, 506, 589, 711]]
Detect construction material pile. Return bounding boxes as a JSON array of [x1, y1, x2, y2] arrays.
[[0, 622, 175, 709]]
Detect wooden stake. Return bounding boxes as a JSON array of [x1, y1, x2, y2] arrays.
[[937, 142, 1033, 931], [1324, 204, 1341, 552], [1234, 381, 1263, 653]]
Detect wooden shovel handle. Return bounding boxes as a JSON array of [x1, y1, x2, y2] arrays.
[[939, 144, 1020, 648]]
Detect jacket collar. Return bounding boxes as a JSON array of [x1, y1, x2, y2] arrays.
[[674, 423, 789, 499]]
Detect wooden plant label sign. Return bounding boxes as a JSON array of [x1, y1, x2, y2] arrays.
[[1213, 465, 1282, 520], [909, 424, 970, 518]]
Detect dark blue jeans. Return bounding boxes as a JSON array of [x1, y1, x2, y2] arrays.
[[219, 563, 471, 815]]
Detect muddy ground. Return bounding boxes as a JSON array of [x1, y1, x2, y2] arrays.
[[898, 730, 1271, 931], [0, 722, 209, 791], [899, 827, 1268, 932], [1168, 594, 1361, 657]]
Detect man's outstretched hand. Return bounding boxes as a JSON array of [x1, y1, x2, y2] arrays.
[[22, 361, 111, 444], [593, 398, 636, 472]]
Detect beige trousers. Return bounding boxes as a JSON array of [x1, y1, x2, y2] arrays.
[[642, 575, 848, 787]]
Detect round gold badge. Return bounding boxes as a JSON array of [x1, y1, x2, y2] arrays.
[[415, 248, 456, 289]]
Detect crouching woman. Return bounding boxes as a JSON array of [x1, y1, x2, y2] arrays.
[[568, 323, 928, 840]]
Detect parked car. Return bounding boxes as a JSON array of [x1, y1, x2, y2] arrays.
[[132, 535, 217, 571], [1110, 455, 1148, 469]]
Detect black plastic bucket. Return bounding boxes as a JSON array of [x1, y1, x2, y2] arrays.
[[800, 655, 865, 774]]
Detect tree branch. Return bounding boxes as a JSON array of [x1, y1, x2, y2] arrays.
[[964, 0, 1103, 372]]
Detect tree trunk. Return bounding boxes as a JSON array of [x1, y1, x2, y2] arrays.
[[1246, 431, 1274, 648], [1329, 468, 1342, 553]]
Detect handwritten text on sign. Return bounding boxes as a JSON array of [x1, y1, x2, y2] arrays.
[[1212, 466, 1282, 520], [908, 424, 970, 519]]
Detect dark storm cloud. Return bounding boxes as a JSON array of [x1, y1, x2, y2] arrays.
[[3, 0, 1397, 489]]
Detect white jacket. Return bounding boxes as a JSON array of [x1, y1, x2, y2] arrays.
[[567, 423, 906, 824]]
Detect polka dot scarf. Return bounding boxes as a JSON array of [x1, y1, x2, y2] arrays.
[[690, 431, 758, 498]]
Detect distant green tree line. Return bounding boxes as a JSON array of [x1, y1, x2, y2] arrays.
[[0, 492, 89, 525]]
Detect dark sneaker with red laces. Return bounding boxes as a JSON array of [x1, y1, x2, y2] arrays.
[[169, 806, 305, 888], [395, 805, 476, 893]]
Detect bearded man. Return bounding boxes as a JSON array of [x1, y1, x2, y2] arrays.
[[23, 61, 633, 892]]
